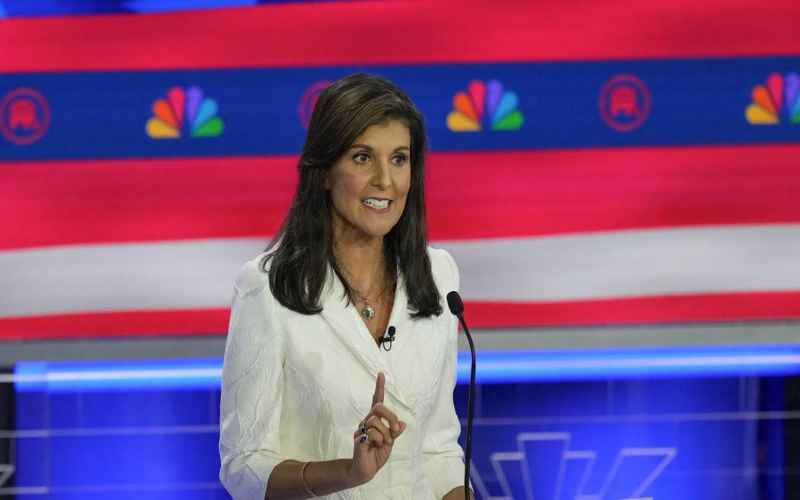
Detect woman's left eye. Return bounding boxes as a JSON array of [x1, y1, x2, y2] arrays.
[[391, 154, 408, 166]]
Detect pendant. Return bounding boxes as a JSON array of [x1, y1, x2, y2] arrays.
[[361, 304, 375, 320]]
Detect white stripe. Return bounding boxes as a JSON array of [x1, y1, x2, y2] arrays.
[[0, 238, 265, 316], [441, 223, 800, 301], [1, 224, 799, 317]]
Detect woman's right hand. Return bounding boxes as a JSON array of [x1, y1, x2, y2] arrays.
[[348, 372, 406, 486]]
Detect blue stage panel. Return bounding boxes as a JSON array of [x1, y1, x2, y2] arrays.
[[9, 348, 794, 498]]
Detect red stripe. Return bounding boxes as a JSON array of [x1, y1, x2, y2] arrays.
[[2, 291, 798, 340], [0, 309, 230, 341], [468, 291, 800, 328], [0, 1, 798, 72], [2, 144, 800, 249], [0, 156, 298, 250], [427, 144, 800, 241]]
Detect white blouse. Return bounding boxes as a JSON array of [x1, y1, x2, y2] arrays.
[[219, 247, 467, 499]]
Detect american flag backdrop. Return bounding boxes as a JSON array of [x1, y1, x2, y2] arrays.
[[1, 0, 800, 341]]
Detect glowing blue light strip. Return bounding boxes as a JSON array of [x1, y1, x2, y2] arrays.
[[13, 358, 222, 392], [13, 346, 800, 392], [123, 0, 257, 14], [456, 346, 800, 384], [0, 0, 259, 18]]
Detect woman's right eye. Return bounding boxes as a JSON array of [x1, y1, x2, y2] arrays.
[[353, 152, 370, 164]]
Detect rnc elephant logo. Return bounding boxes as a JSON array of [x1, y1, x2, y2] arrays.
[[0, 87, 51, 145], [598, 75, 651, 132]]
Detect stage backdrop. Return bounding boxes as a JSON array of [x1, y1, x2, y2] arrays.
[[1, 1, 800, 341]]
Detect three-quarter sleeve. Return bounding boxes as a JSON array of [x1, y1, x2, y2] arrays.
[[422, 249, 471, 498], [219, 260, 285, 500]]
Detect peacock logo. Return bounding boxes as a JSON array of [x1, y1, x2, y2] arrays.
[[447, 79, 524, 132], [146, 86, 224, 139], [745, 72, 800, 125]]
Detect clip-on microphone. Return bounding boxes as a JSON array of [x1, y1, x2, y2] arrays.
[[380, 325, 396, 351]]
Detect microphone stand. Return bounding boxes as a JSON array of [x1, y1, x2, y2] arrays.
[[447, 292, 476, 499]]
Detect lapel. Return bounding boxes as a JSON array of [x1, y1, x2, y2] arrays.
[[318, 265, 414, 412]]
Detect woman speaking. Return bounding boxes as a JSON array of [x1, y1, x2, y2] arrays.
[[219, 73, 472, 499]]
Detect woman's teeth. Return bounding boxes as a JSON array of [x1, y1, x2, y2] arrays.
[[363, 198, 390, 209]]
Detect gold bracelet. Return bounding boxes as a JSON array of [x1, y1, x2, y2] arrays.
[[299, 461, 319, 498]]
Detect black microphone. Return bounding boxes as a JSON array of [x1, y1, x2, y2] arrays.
[[446, 291, 475, 499], [379, 325, 396, 351]]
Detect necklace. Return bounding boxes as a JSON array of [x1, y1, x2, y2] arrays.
[[350, 282, 388, 320], [335, 255, 394, 321]]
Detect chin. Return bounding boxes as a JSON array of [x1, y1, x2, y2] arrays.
[[363, 221, 399, 239], [366, 228, 394, 239]]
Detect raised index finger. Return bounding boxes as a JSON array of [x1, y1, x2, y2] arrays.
[[372, 372, 385, 407]]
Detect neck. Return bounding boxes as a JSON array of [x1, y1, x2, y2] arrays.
[[333, 236, 385, 294], [331, 209, 389, 293]]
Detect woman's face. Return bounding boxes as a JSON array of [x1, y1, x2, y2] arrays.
[[327, 119, 412, 245]]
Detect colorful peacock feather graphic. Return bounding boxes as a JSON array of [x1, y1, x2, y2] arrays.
[[146, 86, 224, 138], [745, 72, 800, 125], [447, 79, 524, 132]]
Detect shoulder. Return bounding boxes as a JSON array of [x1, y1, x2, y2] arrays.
[[426, 245, 460, 293], [233, 252, 273, 297], [228, 252, 287, 346]]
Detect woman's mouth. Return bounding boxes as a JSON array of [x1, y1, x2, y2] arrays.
[[362, 198, 392, 211]]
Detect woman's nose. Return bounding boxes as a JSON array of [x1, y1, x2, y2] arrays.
[[372, 159, 392, 189]]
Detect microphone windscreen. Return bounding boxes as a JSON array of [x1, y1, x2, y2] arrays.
[[446, 291, 464, 316]]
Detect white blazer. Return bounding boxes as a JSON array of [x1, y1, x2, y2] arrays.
[[219, 247, 466, 500]]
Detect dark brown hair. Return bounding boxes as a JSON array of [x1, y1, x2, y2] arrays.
[[263, 73, 442, 317]]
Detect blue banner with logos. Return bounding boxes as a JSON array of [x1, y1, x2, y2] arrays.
[[2, 56, 800, 161]]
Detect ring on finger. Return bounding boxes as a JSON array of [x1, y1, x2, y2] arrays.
[[359, 427, 378, 444], [361, 416, 377, 432]]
